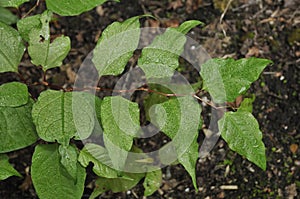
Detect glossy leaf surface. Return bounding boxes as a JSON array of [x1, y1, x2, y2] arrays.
[[138, 20, 202, 79], [93, 16, 140, 76], [46, 0, 111, 16], [200, 58, 272, 103], [0, 82, 28, 107], [218, 111, 266, 170], [0, 100, 37, 153], [32, 90, 95, 145], [0, 22, 24, 73], [31, 144, 86, 199]]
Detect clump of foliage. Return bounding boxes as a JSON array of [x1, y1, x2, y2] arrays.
[[0, 0, 272, 198]]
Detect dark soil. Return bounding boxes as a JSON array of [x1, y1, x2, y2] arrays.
[[1, 0, 299, 198]]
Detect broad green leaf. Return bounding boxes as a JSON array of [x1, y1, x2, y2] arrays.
[[32, 90, 95, 145], [143, 169, 162, 196], [17, 14, 43, 42], [90, 172, 144, 199], [149, 96, 201, 187], [177, 136, 199, 190], [0, 7, 18, 25], [0, 99, 38, 153], [78, 143, 120, 178], [0, 0, 29, 7], [150, 96, 201, 141], [238, 95, 255, 113], [101, 96, 139, 170], [46, 0, 112, 16], [18, 10, 70, 70], [200, 57, 272, 103], [28, 33, 70, 70], [31, 144, 86, 199], [0, 82, 28, 107], [218, 111, 266, 170], [138, 20, 203, 79], [0, 154, 22, 180], [58, 145, 78, 181], [92, 16, 140, 76], [28, 11, 70, 70], [0, 21, 24, 73]]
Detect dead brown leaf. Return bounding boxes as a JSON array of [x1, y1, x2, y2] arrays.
[[19, 166, 32, 191], [167, 0, 183, 10], [19, 175, 32, 191], [66, 66, 76, 83], [213, 0, 233, 12], [163, 19, 180, 28], [235, 95, 243, 107], [246, 46, 260, 57], [284, 0, 298, 8], [186, 0, 203, 14], [75, 31, 84, 43], [96, 6, 105, 16], [94, 30, 102, 43], [259, 17, 276, 24], [161, 179, 180, 191], [146, 19, 160, 28], [285, 183, 297, 199], [290, 144, 298, 154]]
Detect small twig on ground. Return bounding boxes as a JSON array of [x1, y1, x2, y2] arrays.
[[22, 0, 40, 18], [219, 0, 233, 37]]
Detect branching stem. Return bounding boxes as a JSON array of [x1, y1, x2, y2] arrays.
[[21, 78, 233, 110]]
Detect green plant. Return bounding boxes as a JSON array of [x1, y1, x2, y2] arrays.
[[0, 0, 272, 198]]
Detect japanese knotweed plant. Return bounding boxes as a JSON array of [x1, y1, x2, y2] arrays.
[[0, 0, 272, 198]]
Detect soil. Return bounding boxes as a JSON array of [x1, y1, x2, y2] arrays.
[[0, 0, 299, 198]]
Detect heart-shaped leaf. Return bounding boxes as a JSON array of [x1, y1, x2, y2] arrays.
[[17, 10, 70, 70], [31, 144, 86, 199], [32, 90, 95, 145]]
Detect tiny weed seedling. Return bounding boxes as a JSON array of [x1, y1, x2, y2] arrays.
[[0, 0, 272, 198]]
